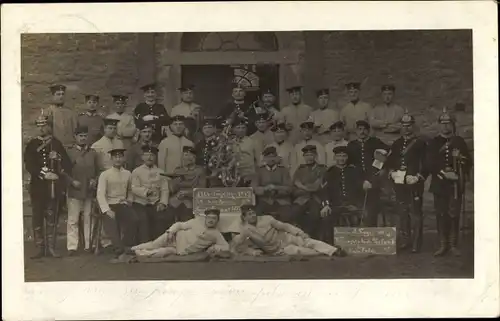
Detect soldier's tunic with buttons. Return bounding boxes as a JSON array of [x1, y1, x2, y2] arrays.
[[77, 111, 104, 146], [347, 137, 389, 183], [427, 134, 472, 195], [169, 165, 206, 208], [325, 139, 349, 168], [24, 135, 72, 247], [251, 164, 292, 206], [385, 135, 428, 178], [321, 165, 364, 207], [43, 104, 79, 147], [134, 102, 170, 144]]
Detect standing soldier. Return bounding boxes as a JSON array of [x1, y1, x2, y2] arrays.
[[347, 120, 389, 227], [231, 117, 260, 184], [385, 110, 428, 253], [251, 146, 293, 223], [427, 108, 472, 257], [264, 122, 296, 176], [219, 83, 253, 132], [311, 88, 340, 145], [108, 94, 137, 150], [158, 115, 194, 175], [325, 121, 349, 168], [320, 146, 370, 232], [369, 85, 405, 146], [291, 145, 328, 240], [134, 83, 171, 145], [64, 125, 99, 256], [291, 119, 326, 175], [77, 94, 105, 146], [24, 113, 72, 259], [91, 117, 125, 172], [194, 117, 220, 186], [126, 121, 157, 171], [279, 86, 313, 144], [43, 84, 78, 148], [250, 111, 275, 164], [168, 146, 207, 222], [259, 87, 281, 122], [171, 84, 203, 141], [340, 82, 372, 141], [131, 146, 172, 242]]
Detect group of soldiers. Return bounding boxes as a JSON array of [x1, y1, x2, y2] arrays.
[[24, 80, 472, 260]]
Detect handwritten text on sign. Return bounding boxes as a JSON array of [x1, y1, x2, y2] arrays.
[[193, 187, 255, 216], [334, 227, 397, 255]]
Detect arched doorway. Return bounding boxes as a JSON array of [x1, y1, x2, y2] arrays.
[[180, 32, 278, 116], [156, 32, 305, 113]]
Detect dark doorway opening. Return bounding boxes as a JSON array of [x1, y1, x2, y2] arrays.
[[181, 64, 279, 117]]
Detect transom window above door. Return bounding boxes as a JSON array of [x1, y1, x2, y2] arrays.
[[181, 32, 278, 52]]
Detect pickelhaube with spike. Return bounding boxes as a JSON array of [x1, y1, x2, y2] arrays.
[[400, 108, 415, 125], [438, 106, 455, 124]]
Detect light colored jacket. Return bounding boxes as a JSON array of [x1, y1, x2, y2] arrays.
[[130, 164, 169, 206]]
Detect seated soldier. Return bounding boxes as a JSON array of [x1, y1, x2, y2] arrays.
[[168, 146, 207, 222], [291, 118, 326, 176], [130, 146, 173, 242], [230, 204, 342, 257], [291, 144, 328, 240], [319, 146, 372, 232], [96, 148, 141, 257], [251, 146, 293, 222], [131, 208, 229, 258]]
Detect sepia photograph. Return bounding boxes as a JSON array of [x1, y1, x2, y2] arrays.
[[2, 2, 498, 319]]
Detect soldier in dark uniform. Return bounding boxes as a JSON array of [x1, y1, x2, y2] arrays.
[[126, 121, 158, 171], [427, 108, 472, 257], [134, 83, 171, 145], [219, 83, 253, 132], [320, 146, 368, 236], [347, 120, 390, 226], [291, 145, 328, 240], [194, 117, 220, 186], [385, 110, 428, 253], [77, 94, 104, 146], [24, 114, 72, 259], [251, 146, 293, 222]]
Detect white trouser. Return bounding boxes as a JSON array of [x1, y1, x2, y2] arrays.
[[66, 198, 93, 250], [283, 237, 338, 256]]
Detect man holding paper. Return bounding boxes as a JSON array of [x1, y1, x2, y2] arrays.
[[385, 110, 428, 253]]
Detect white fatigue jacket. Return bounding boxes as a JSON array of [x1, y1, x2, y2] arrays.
[[369, 103, 405, 146], [108, 112, 137, 139], [130, 164, 170, 206], [340, 100, 372, 138], [169, 219, 229, 254], [170, 102, 201, 118], [96, 166, 133, 213], [250, 129, 275, 165], [157, 135, 194, 175], [311, 108, 340, 134], [291, 139, 326, 175], [325, 139, 349, 168], [91, 136, 125, 171], [44, 104, 78, 147], [278, 103, 313, 144]]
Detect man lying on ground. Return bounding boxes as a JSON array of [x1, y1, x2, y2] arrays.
[[130, 208, 229, 258], [230, 204, 346, 257]]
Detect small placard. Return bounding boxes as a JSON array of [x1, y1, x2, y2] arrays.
[[193, 187, 255, 216], [334, 227, 397, 255]]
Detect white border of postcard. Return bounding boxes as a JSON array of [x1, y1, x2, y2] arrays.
[[2, 1, 499, 319]]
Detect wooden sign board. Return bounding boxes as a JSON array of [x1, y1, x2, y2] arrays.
[[193, 187, 255, 216], [334, 227, 397, 255]]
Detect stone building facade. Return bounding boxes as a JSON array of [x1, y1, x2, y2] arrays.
[[21, 30, 473, 141]]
